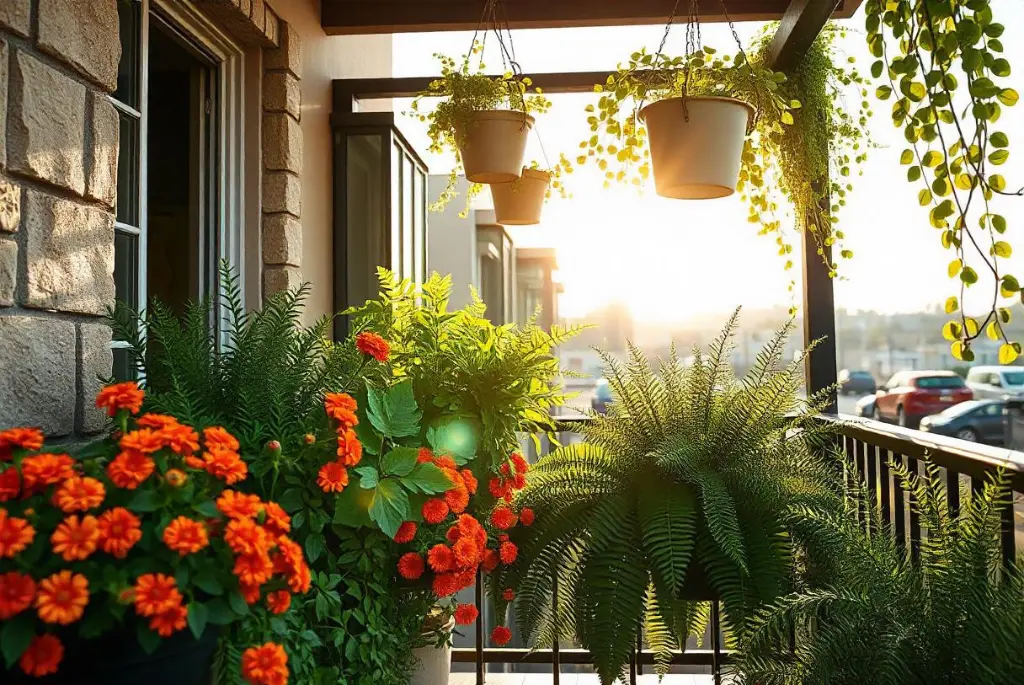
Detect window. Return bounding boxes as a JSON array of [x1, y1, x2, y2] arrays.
[[914, 376, 966, 389]]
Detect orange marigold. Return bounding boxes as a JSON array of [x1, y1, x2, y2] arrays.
[[19, 634, 63, 677], [416, 448, 434, 464], [217, 490, 262, 519], [288, 561, 311, 594], [317, 461, 349, 493], [120, 428, 166, 454], [135, 413, 179, 430], [512, 473, 526, 490], [225, 518, 270, 556], [51, 514, 99, 562], [149, 603, 188, 637], [241, 642, 289, 685], [163, 516, 210, 556], [262, 502, 291, 535], [427, 544, 455, 573], [444, 485, 469, 514], [200, 449, 248, 484], [106, 450, 155, 489], [454, 603, 479, 626], [510, 453, 529, 474], [324, 393, 359, 428], [491, 625, 512, 646], [452, 536, 481, 569], [435, 455, 457, 470], [519, 508, 535, 526], [133, 574, 182, 618], [240, 581, 262, 605], [54, 476, 106, 513], [0, 509, 35, 558], [35, 571, 88, 625], [95, 382, 145, 416], [266, 589, 291, 615], [96, 507, 142, 558], [488, 478, 512, 501], [0, 427, 44, 460], [203, 426, 240, 452], [490, 507, 518, 531], [336, 429, 363, 467], [0, 468, 20, 502], [21, 453, 76, 492], [234, 551, 275, 587], [482, 548, 500, 572], [431, 573, 460, 598], [397, 552, 425, 580], [0, 571, 36, 620], [422, 498, 449, 525], [499, 541, 518, 565], [355, 331, 390, 362], [163, 425, 200, 457], [460, 469, 478, 495], [393, 521, 417, 544]]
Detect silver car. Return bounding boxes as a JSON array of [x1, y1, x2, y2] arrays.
[[965, 366, 1024, 400]]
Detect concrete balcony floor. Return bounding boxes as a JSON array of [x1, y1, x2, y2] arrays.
[[449, 675, 728, 684]]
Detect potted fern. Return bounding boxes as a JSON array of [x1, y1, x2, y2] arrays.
[[489, 313, 839, 684], [489, 158, 570, 226]]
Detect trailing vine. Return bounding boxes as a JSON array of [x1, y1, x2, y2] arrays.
[[866, 0, 1022, 362]]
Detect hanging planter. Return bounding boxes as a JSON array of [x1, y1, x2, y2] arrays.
[[409, 616, 456, 685], [639, 96, 755, 199], [491, 166, 551, 225], [455, 111, 535, 184]]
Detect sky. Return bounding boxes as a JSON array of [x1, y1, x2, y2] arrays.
[[389, 3, 1024, 323]]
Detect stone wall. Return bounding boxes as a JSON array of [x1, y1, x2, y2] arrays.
[[0, 0, 120, 437]]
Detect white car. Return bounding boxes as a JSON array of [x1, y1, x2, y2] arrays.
[[965, 365, 1024, 400]]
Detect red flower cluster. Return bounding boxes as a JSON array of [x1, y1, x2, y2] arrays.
[[488, 452, 530, 502], [355, 331, 391, 362], [319, 393, 364, 493], [417, 451, 478, 525], [242, 642, 289, 685]]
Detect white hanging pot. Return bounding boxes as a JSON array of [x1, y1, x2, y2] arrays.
[[454, 110, 534, 184], [491, 167, 551, 225], [409, 617, 455, 685], [639, 96, 754, 200]]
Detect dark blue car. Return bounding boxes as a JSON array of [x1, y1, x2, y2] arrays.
[[918, 399, 1006, 444], [591, 379, 613, 414]]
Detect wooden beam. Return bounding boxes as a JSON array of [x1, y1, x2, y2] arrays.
[[322, 0, 862, 36], [765, 0, 845, 71]]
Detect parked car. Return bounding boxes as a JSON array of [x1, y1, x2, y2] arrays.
[[965, 365, 1024, 400], [855, 394, 876, 418], [838, 369, 876, 395], [591, 378, 613, 414], [874, 370, 973, 428], [919, 400, 1006, 444]]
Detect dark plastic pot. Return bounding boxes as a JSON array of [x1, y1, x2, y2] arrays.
[[7, 622, 219, 685]]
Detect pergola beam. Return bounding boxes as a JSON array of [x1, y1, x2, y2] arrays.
[[765, 0, 845, 71]]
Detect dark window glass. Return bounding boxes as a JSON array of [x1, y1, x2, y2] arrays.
[[915, 376, 966, 389], [117, 114, 139, 225], [114, 0, 140, 108], [114, 231, 139, 313], [112, 348, 137, 382]]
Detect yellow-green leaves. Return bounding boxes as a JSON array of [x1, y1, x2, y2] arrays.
[[919, 188, 933, 206], [990, 175, 1007, 192], [948, 259, 963, 278], [944, 296, 959, 314], [992, 241, 1012, 258], [999, 343, 1019, 365], [997, 88, 1019, 106], [943, 321, 963, 341], [876, 85, 893, 100], [951, 341, 975, 362]]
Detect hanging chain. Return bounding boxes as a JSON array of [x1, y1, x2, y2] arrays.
[[466, 0, 528, 113]]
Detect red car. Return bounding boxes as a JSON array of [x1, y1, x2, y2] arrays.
[[873, 371, 973, 428]]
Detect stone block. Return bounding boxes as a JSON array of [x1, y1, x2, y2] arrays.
[[78, 323, 112, 434], [0, 0, 30, 37], [262, 113, 302, 173], [263, 265, 301, 300], [0, 315, 77, 436], [249, 0, 265, 34], [0, 176, 19, 233], [263, 72, 300, 119], [24, 189, 115, 315], [87, 93, 119, 208], [262, 214, 302, 267], [0, 240, 16, 306], [38, 0, 121, 91], [10, 51, 88, 196], [0, 40, 7, 169], [264, 22, 301, 77], [262, 171, 301, 217], [265, 8, 279, 46]]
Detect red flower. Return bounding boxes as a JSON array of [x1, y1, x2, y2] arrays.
[[454, 603, 479, 626], [0, 468, 20, 502], [519, 508, 535, 526], [54, 476, 106, 512], [435, 455, 457, 470], [317, 461, 349, 493], [491, 625, 512, 646], [460, 469, 478, 495], [240, 582, 261, 605], [446, 526, 461, 544], [95, 382, 145, 416], [133, 574, 181, 618], [325, 393, 359, 429], [217, 490, 262, 519], [106, 450, 155, 489], [21, 453, 76, 492], [336, 429, 363, 467], [0, 571, 36, 619], [96, 507, 142, 558], [452, 536, 480, 569], [149, 603, 188, 637], [0, 427, 44, 460], [266, 590, 291, 615], [203, 426, 240, 452], [427, 544, 455, 572], [488, 478, 512, 500], [233, 551, 274, 587], [431, 573, 460, 598], [500, 541, 518, 565], [262, 502, 291, 535], [241, 642, 289, 685], [490, 507, 518, 530], [482, 548, 500, 572], [512, 473, 527, 490], [502, 588, 515, 601], [355, 331, 391, 362], [397, 552, 425, 580], [0, 509, 35, 558], [422, 498, 450, 524], [197, 449, 248, 484], [393, 521, 417, 544], [19, 634, 63, 677], [416, 448, 434, 464], [444, 485, 469, 514], [511, 453, 529, 474]]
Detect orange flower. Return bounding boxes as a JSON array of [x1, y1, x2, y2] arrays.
[[95, 382, 145, 416], [225, 518, 270, 556], [0, 427, 44, 460], [266, 589, 291, 615], [35, 571, 88, 624], [519, 508, 535, 526], [422, 498, 449, 525], [416, 448, 434, 464], [512, 473, 526, 490], [397, 552, 424, 580], [490, 507, 518, 530], [54, 476, 106, 513], [460, 469, 478, 495], [106, 450, 155, 489], [96, 507, 142, 558], [262, 502, 291, 535], [288, 560, 311, 594], [272, 536, 311, 593], [432, 573, 460, 598], [435, 455, 457, 470], [452, 536, 480, 569], [454, 603, 478, 626], [317, 461, 348, 493], [163, 517, 209, 556], [511, 453, 529, 474], [444, 485, 469, 514], [149, 603, 189, 637], [233, 551, 275, 586], [427, 544, 455, 573], [51, 514, 100, 562], [482, 548, 500, 572], [163, 425, 200, 456], [491, 625, 512, 646], [133, 574, 182, 618], [336, 429, 363, 467], [120, 428, 166, 454], [456, 513, 482, 538], [241, 642, 289, 685], [203, 426, 240, 452], [500, 541, 518, 565], [0, 571, 36, 619], [21, 453, 76, 492], [393, 521, 417, 544], [240, 581, 262, 605], [200, 449, 248, 484], [0, 509, 35, 558], [324, 393, 359, 428], [136, 413, 180, 431], [165, 469, 188, 487], [0, 468, 20, 502], [356, 331, 391, 362], [217, 490, 262, 519], [488, 478, 512, 501], [19, 634, 63, 677]]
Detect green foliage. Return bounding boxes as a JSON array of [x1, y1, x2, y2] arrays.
[[736, 460, 1024, 685], [497, 311, 839, 684], [865, 0, 1022, 361]]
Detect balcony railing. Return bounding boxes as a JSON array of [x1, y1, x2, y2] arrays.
[[452, 413, 1024, 684]]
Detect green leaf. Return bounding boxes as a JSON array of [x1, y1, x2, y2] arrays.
[[989, 149, 1009, 165], [993, 215, 1008, 232], [354, 466, 379, 489], [206, 598, 236, 625], [942, 321, 963, 342], [366, 381, 422, 438], [305, 533, 326, 563], [426, 421, 479, 462], [907, 166, 922, 182], [876, 85, 892, 100], [228, 591, 250, 616], [1, 613, 34, 667], [990, 175, 1007, 192], [380, 447, 418, 477], [278, 488, 305, 513], [871, 60, 884, 78], [961, 267, 979, 285], [993, 241, 1012, 258], [129, 490, 161, 512], [193, 568, 224, 596], [332, 485, 374, 528], [991, 131, 1009, 148], [136, 623, 162, 655], [780, 111, 794, 125], [997, 88, 1019, 106], [987, 322, 1002, 341], [944, 296, 959, 314], [192, 499, 218, 518], [919, 188, 933, 206], [187, 602, 209, 640], [368, 479, 410, 539], [401, 462, 456, 495], [899, 149, 914, 165]]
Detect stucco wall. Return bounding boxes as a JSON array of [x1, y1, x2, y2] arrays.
[[267, 0, 393, 323]]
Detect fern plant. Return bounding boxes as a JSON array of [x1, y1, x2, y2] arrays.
[[736, 460, 1024, 685], [491, 311, 841, 684]]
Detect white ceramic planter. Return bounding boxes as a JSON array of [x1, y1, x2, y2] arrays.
[[639, 96, 754, 200], [454, 110, 534, 184], [490, 167, 551, 225], [409, 618, 455, 685]]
